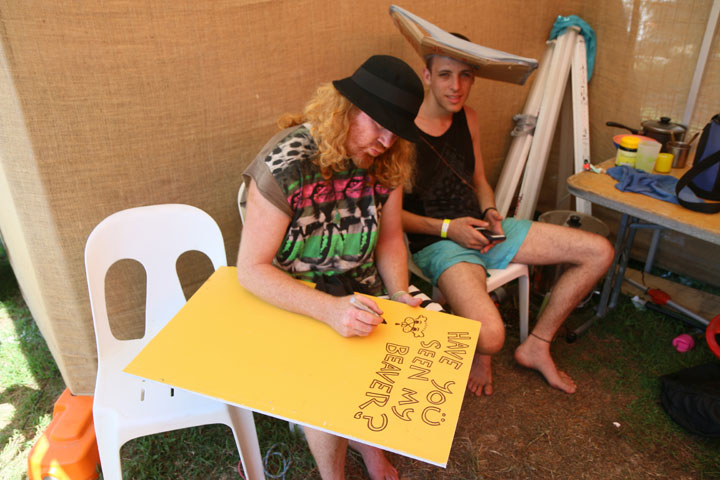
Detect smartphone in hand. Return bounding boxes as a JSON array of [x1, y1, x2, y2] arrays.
[[474, 227, 506, 242]]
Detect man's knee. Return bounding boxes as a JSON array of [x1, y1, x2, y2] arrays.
[[480, 330, 505, 355], [598, 236, 614, 269], [476, 312, 505, 354], [584, 234, 614, 273], [437, 263, 506, 353]]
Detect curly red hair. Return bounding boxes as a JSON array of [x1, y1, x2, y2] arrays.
[[278, 83, 415, 189]]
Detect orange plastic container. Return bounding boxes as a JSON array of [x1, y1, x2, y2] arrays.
[[27, 388, 100, 480]]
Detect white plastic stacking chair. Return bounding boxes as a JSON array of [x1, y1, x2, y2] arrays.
[[238, 181, 248, 224], [84, 204, 265, 480], [407, 243, 530, 342]]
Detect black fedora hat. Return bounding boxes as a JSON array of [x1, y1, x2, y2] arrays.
[[333, 55, 423, 142]]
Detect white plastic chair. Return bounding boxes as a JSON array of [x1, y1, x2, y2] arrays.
[[407, 254, 529, 341], [238, 180, 248, 224], [84, 204, 265, 480]]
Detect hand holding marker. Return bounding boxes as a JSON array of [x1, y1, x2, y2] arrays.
[[349, 296, 387, 324]]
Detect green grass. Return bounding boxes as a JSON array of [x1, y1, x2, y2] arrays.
[[119, 416, 321, 480], [2, 240, 720, 479], [578, 299, 720, 475], [0, 244, 65, 480]]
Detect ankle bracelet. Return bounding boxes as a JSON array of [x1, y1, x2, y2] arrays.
[[530, 332, 553, 343]]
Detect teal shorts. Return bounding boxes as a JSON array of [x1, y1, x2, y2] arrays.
[[412, 218, 532, 286]]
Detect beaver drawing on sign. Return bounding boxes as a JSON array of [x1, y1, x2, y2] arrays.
[[397, 315, 428, 337]]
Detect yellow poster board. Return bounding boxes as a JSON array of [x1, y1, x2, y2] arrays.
[[124, 266, 480, 467]]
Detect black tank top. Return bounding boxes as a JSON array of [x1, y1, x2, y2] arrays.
[[404, 109, 483, 253]]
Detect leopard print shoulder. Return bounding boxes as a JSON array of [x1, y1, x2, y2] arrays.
[[264, 125, 317, 176]]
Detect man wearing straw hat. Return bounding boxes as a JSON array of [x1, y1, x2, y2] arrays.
[[402, 43, 614, 397]]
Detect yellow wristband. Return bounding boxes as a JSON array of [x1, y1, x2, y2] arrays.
[[441, 219, 451, 238]]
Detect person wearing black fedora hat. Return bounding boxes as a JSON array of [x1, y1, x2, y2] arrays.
[[237, 55, 440, 479], [402, 47, 614, 398]]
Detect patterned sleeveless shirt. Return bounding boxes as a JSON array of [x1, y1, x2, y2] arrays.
[[244, 124, 392, 295]]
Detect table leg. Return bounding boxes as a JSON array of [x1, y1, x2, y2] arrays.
[[596, 213, 630, 317], [609, 217, 639, 309], [568, 213, 632, 342], [644, 227, 663, 273]]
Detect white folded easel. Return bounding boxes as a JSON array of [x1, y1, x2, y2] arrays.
[[495, 27, 592, 219]]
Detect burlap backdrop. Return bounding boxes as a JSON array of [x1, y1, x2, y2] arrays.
[[1, 0, 717, 394]]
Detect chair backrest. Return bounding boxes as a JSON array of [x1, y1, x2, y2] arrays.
[[85, 204, 226, 360], [237, 181, 247, 224]]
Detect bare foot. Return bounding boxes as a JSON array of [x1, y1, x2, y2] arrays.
[[349, 441, 398, 480], [467, 353, 493, 396], [514, 336, 577, 394]]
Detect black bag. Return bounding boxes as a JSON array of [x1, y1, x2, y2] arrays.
[[676, 114, 720, 213], [659, 362, 720, 437], [314, 272, 371, 297]]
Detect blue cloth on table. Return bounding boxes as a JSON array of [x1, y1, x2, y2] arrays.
[[549, 15, 596, 80], [607, 165, 705, 205]]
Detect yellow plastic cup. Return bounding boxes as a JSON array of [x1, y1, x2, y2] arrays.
[[655, 153, 674, 173]]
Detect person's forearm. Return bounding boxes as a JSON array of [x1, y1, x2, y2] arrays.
[[402, 209, 447, 236], [375, 234, 411, 297], [237, 261, 385, 338], [237, 262, 336, 325], [475, 177, 497, 212]]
